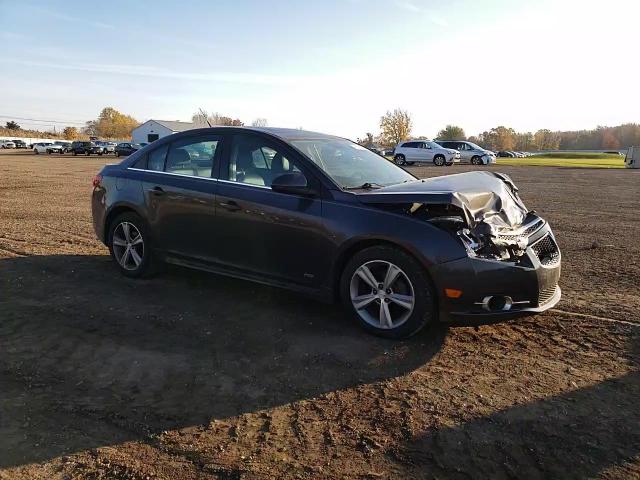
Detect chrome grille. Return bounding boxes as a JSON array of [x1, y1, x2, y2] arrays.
[[532, 234, 560, 266], [498, 219, 544, 242], [538, 284, 557, 306]]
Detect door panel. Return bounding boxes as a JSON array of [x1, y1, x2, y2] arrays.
[[142, 134, 221, 262], [215, 182, 326, 286], [214, 133, 329, 287]]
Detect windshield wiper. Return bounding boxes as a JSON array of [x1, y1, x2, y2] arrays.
[[346, 182, 385, 190]]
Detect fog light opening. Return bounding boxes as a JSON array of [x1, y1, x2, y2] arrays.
[[482, 295, 513, 312]]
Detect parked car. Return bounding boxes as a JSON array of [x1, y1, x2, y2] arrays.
[[1, 140, 16, 149], [115, 142, 143, 157], [70, 141, 103, 156], [91, 127, 561, 338], [46, 141, 72, 154], [435, 140, 496, 165], [12, 139, 27, 149], [95, 141, 117, 154], [33, 142, 54, 154], [497, 151, 515, 158], [393, 140, 460, 166]]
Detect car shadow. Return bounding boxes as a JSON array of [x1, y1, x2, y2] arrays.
[[388, 325, 640, 479], [0, 254, 447, 468]]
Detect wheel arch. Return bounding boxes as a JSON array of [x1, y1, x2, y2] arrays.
[[103, 203, 145, 243], [330, 238, 436, 303]]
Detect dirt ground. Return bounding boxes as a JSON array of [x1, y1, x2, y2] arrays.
[[1, 149, 638, 479]]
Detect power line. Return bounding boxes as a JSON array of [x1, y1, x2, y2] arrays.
[[0, 115, 87, 125]]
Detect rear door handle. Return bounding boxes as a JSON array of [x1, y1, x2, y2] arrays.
[[151, 186, 165, 196], [219, 200, 241, 211]]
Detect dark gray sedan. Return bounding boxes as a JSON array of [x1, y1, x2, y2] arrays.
[[91, 127, 561, 338]]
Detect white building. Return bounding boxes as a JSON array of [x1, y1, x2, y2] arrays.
[[131, 119, 194, 144]]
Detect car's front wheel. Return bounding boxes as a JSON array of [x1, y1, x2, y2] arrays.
[[471, 156, 482, 165], [394, 154, 406, 166], [341, 246, 436, 338], [108, 212, 155, 278], [433, 154, 446, 166]]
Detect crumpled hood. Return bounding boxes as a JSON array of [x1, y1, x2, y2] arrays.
[[356, 171, 528, 228]]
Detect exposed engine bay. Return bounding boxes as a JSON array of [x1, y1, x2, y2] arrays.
[[357, 171, 543, 261]]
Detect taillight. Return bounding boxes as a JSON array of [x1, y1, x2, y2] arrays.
[[92, 174, 103, 188]]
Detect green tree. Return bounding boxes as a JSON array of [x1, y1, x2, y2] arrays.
[[5, 121, 20, 130], [84, 107, 140, 139], [62, 127, 78, 140], [437, 125, 465, 140], [380, 109, 412, 146]]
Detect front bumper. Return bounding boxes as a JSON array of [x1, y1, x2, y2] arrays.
[[431, 223, 561, 324]]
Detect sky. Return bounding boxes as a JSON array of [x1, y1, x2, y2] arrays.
[[1, 0, 639, 139]]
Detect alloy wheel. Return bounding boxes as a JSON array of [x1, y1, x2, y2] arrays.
[[112, 222, 144, 271], [349, 260, 415, 329]]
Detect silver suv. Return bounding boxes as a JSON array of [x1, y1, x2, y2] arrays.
[[393, 140, 460, 167], [435, 140, 495, 165]]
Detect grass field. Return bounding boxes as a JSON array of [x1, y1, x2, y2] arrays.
[[497, 156, 625, 168]]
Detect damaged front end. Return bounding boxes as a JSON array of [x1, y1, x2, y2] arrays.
[[356, 170, 562, 321], [358, 171, 541, 262]]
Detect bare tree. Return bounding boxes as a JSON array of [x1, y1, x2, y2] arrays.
[[380, 109, 412, 146], [192, 109, 244, 127], [251, 118, 268, 127]]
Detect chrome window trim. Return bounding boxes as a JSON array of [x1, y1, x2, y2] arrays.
[[126, 167, 217, 182], [126, 167, 274, 190], [217, 178, 272, 190]]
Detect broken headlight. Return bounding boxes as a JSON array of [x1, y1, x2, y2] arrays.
[[458, 221, 528, 261]]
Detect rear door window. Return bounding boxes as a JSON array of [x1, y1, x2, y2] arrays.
[[148, 144, 169, 171], [165, 136, 220, 178]]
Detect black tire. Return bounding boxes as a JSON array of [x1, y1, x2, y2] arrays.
[[86, 151, 90, 156], [433, 154, 445, 166], [340, 245, 437, 339], [98, 152, 103, 156], [107, 212, 156, 278], [116, 151, 121, 157], [73, 150, 77, 156], [394, 154, 406, 166], [471, 156, 482, 165]]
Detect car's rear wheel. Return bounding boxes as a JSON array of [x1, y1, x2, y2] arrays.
[[340, 246, 436, 338], [108, 212, 155, 278], [394, 154, 406, 166], [433, 154, 445, 166]]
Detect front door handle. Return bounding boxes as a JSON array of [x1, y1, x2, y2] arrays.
[[219, 200, 241, 211], [151, 186, 165, 196]]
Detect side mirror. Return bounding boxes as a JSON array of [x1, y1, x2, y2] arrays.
[[271, 172, 315, 196]]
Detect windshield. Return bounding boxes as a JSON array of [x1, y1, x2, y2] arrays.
[[467, 142, 484, 150], [291, 138, 415, 189]]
